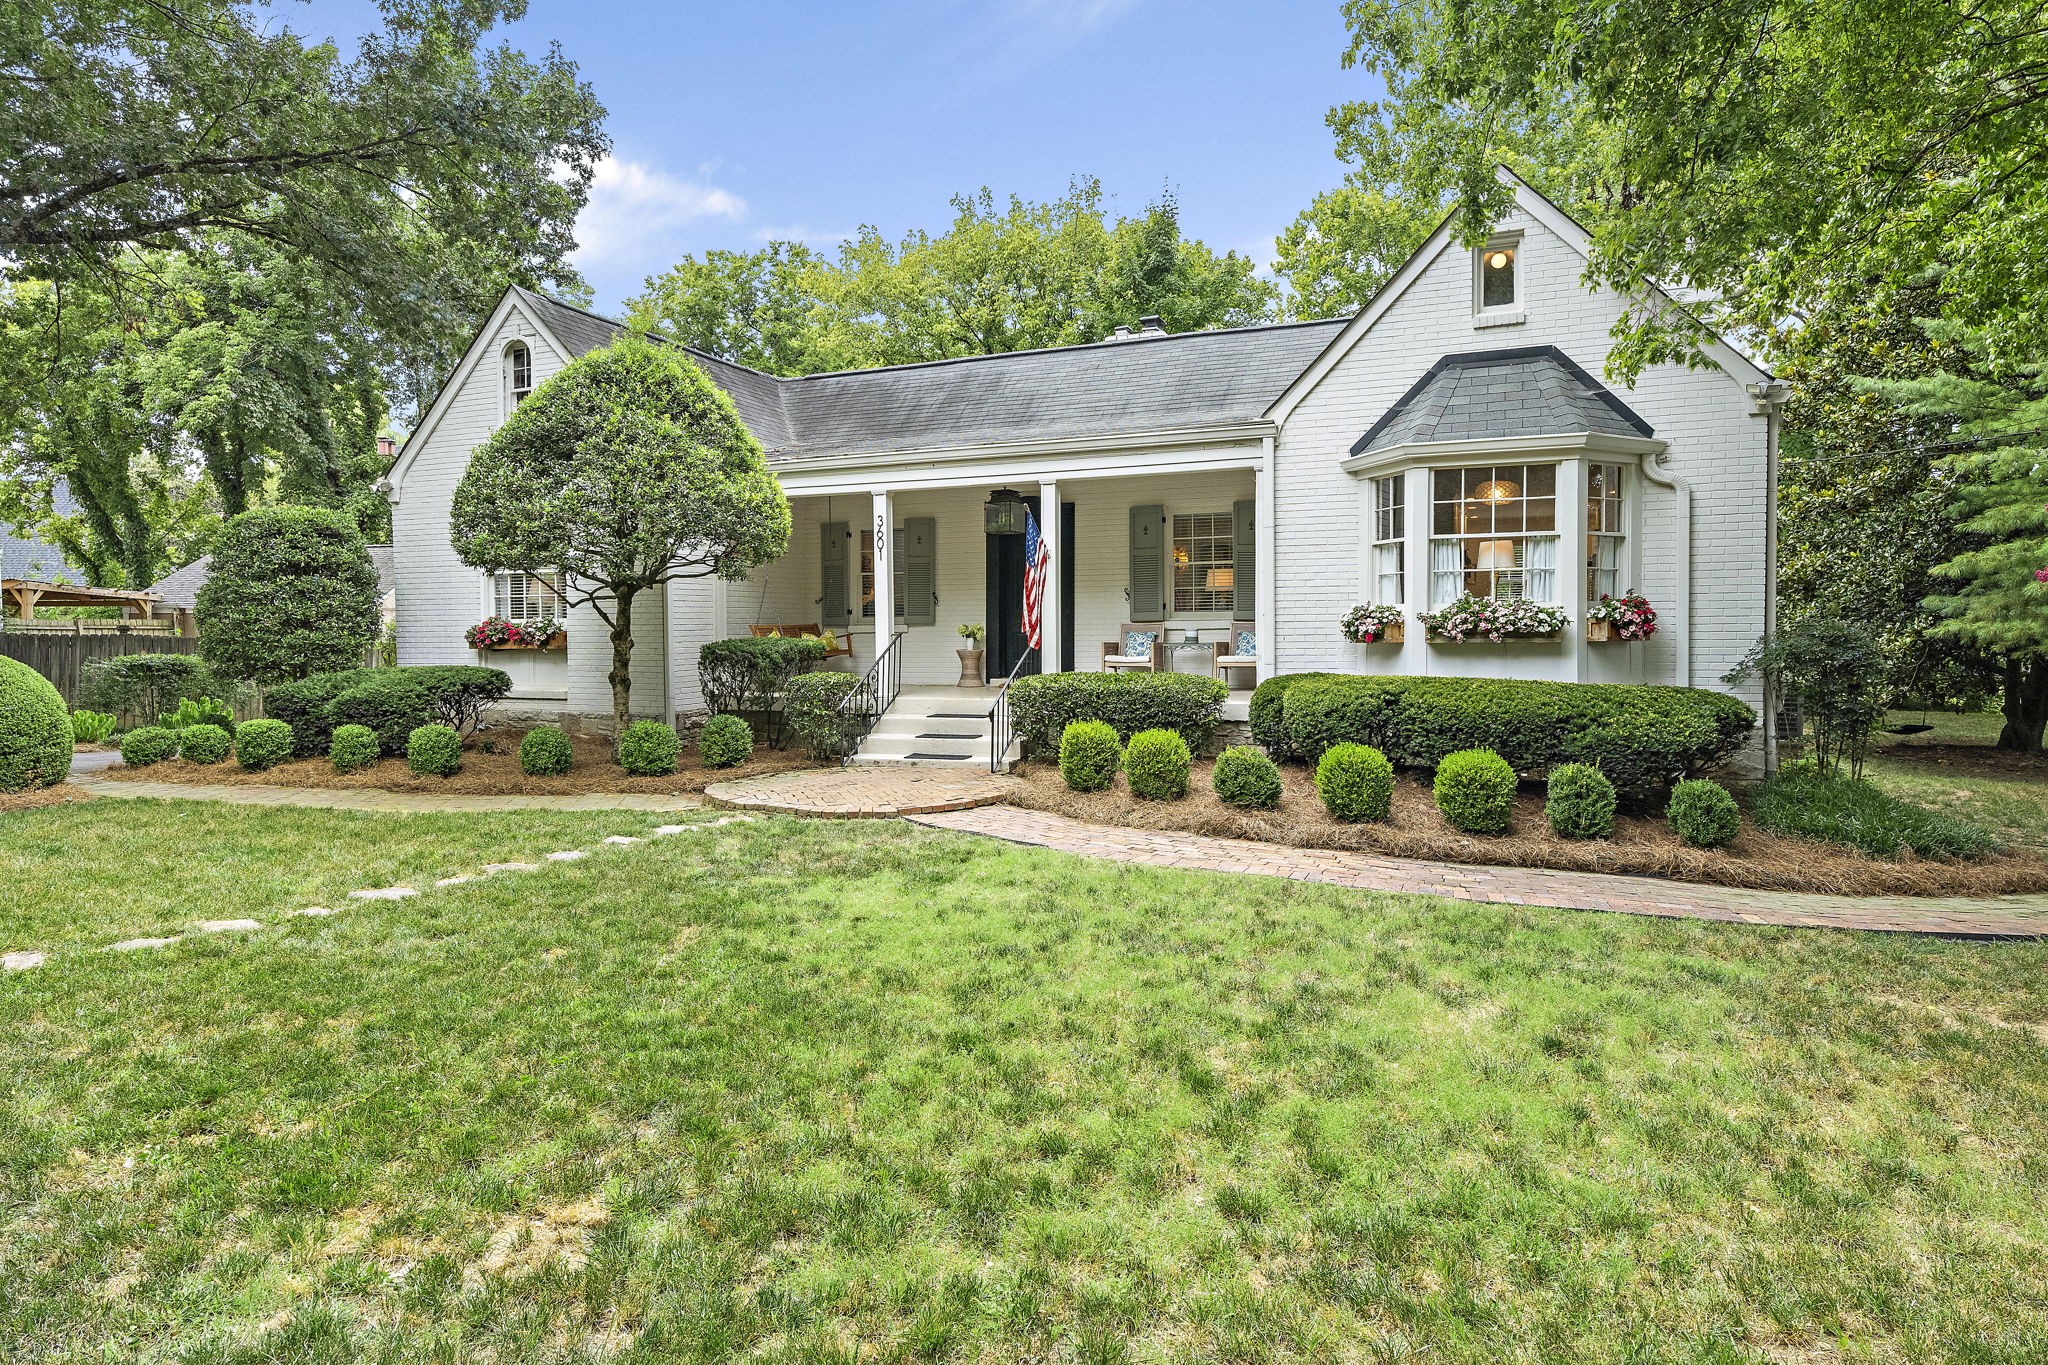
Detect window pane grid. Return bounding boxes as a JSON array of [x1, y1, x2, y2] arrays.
[[494, 570, 564, 621], [859, 530, 906, 619], [1428, 463, 1559, 606], [1587, 464, 1625, 598], [1372, 476, 1406, 604], [1172, 512, 1236, 614]]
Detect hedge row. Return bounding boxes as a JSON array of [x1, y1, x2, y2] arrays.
[[1007, 672, 1226, 758], [698, 637, 826, 715], [267, 666, 512, 756], [1255, 673, 1754, 793]]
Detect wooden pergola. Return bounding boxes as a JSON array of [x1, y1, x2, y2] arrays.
[[2, 579, 162, 620]]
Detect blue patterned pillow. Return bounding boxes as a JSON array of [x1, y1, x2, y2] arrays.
[[1123, 630, 1157, 659], [1236, 629, 1256, 657]]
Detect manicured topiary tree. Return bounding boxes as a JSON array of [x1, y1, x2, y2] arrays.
[[1123, 728, 1191, 801], [451, 335, 791, 753], [1316, 742, 1394, 822], [697, 714, 753, 769], [1059, 720, 1122, 792], [1434, 748, 1517, 834], [196, 506, 382, 685], [519, 726, 574, 776], [0, 656, 73, 792], [1212, 745, 1282, 809]]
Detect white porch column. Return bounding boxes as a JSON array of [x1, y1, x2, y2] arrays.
[[1039, 478, 1061, 672], [1256, 436, 1276, 680], [870, 489, 894, 654]]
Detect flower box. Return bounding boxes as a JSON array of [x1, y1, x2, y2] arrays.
[[1368, 622, 1405, 645], [1417, 595, 1569, 645], [1586, 592, 1657, 643], [481, 633, 565, 651], [1427, 630, 1563, 645], [466, 615, 565, 650], [1586, 620, 1613, 643], [1340, 604, 1405, 645]]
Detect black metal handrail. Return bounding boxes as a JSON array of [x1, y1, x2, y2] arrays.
[[986, 644, 1037, 772], [834, 630, 905, 764]]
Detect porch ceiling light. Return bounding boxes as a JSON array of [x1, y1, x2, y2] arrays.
[[983, 488, 1027, 536]]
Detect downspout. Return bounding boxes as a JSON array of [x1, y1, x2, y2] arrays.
[[1632, 453, 1692, 691]]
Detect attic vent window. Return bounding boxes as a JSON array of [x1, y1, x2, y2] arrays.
[[1478, 240, 1518, 311], [506, 342, 533, 409]]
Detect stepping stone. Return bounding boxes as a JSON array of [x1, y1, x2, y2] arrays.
[[107, 937, 179, 952], [602, 835, 642, 846], [294, 907, 338, 918], [435, 875, 479, 887], [483, 862, 541, 874], [651, 825, 692, 836], [3, 950, 46, 972], [197, 919, 261, 933], [545, 850, 587, 862], [349, 887, 419, 901]]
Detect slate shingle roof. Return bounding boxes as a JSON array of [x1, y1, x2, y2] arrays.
[[148, 545, 395, 611], [510, 288, 1347, 467], [1352, 346, 1654, 456], [1, 482, 84, 585]]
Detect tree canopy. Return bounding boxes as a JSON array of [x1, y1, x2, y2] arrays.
[[196, 505, 382, 685]]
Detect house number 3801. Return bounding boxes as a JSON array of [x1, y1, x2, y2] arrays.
[[873, 515, 886, 552]]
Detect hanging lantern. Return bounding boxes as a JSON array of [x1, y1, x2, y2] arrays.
[[983, 488, 1027, 535]]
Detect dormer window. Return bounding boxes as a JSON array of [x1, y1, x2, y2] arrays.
[[505, 341, 533, 410], [1475, 235, 1521, 321]]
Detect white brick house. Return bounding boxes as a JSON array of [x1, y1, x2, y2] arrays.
[[386, 171, 1782, 767]]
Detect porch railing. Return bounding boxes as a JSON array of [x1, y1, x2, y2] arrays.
[[987, 644, 1037, 772], [833, 630, 905, 764]]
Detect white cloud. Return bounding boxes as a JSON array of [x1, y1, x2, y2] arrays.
[[571, 156, 747, 270], [1003, 0, 1143, 39]]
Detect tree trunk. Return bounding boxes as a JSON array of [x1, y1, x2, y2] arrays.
[[1997, 656, 2048, 752], [607, 582, 638, 759]]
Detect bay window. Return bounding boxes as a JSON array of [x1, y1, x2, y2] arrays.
[[1428, 463, 1558, 605], [1372, 475, 1405, 604], [1587, 462, 1625, 599]]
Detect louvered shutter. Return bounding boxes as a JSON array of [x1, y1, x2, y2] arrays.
[[819, 522, 849, 629], [1232, 499, 1256, 618], [903, 516, 937, 626], [1129, 504, 1165, 622]]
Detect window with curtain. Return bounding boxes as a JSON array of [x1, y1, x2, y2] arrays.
[[1428, 463, 1558, 605], [1587, 463, 1625, 600], [1172, 511, 1236, 613], [493, 570, 565, 621], [1373, 475, 1405, 605], [859, 529, 905, 619]]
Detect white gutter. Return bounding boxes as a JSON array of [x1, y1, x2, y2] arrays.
[[1633, 453, 1693, 689], [767, 419, 1277, 477]]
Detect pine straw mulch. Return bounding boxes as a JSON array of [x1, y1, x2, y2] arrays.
[[0, 784, 94, 814], [1006, 760, 2048, 898], [101, 730, 825, 797]]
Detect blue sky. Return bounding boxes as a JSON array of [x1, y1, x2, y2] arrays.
[[286, 1, 1378, 313]]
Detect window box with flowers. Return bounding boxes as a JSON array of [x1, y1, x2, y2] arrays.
[[1585, 592, 1656, 643], [1418, 595, 1569, 644], [1340, 604, 1405, 645], [466, 616, 565, 651]]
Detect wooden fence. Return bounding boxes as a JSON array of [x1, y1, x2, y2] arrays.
[[4, 618, 180, 634], [0, 631, 204, 707]]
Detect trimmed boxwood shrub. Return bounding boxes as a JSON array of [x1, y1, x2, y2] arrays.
[[619, 720, 681, 776], [234, 718, 294, 771], [1007, 672, 1227, 757], [1316, 742, 1394, 821], [1123, 728, 1191, 801], [1281, 675, 1755, 793], [783, 672, 862, 759], [1213, 744, 1282, 809], [177, 723, 232, 765], [119, 725, 178, 768], [196, 505, 381, 685], [1545, 763, 1617, 839], [0, 656, 74, 791], [1248, 672, 1338, 759], [698, 636, 826, 714], [1434, 748, 1517, 834], [1059, 720, 1122, 792], [272, 666, 512, 757], [699, 714, 755, 768], [331, 724, 381, 774], [407, 723, 463, 777], [327, 674, 438, 756], [265, 668, 379, 755], [519, 725, 574, 776], [1667, 778, 1741, 848]]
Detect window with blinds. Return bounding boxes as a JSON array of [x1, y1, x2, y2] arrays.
[[1172, 511, 1236, 614], [493, 570, 565, 621]]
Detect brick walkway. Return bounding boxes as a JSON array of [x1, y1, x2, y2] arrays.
[[908, 806, 2048, 938], [706, 766, 1018, 818]]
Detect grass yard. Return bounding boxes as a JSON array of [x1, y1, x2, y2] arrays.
[[1869, 708, 2048, 851], [4, 801, 2047, 1363]]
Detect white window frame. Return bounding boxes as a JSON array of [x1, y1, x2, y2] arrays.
[[1473, 232, 1523, 323], [1372, 474, 1406, 606], [1171, 510, 1236, 615], [1587, 462, 1626, 601], [503, 340, 533, 416], [1427, 462, 1560, 606], [491, 569, 566, 622], [859, 527, 906, 620]]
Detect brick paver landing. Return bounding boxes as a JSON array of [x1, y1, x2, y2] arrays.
[[909, 806, 2048, 938], [706, 766, 1018, 818]]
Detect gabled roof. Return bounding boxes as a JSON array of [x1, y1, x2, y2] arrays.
[[148, 545, 395, 611], [506, 285, 1347, 466], [1352, 346, 1654, 456], [1, 483, 85, 586]]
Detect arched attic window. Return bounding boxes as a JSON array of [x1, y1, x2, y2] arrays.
[[504, 341, 533, 413]]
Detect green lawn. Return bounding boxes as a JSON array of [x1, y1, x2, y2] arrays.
[[4, 800, 2047, 1363], [1867, 708, 2048, 850]]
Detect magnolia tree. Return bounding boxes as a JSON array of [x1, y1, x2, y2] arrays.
[[196, 506, 382, 684], [450, 335, 791, 750]]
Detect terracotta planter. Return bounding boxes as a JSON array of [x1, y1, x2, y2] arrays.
[[957, 648, 985, 686]]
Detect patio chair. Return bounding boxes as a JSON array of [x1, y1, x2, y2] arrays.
[[1211, 620, 1257, 684], [1101, 623, 1166, 673]]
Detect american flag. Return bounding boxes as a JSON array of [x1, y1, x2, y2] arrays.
[[1023, 503, 1050, 650]]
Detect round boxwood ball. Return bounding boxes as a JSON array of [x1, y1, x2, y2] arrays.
[[1434, 748, 1517, 834], [406, 723, 463, 777], [119, 725, 178, 769], [1668, 778, 1740, 848], [234, 718, 295, 772], [1545, 762, 1618, 839], [331, 723, 381, 774], [1059, 719, 1122, 792], [1316, 742, 1394, 821], [0, 655, 73, 791], [1123, 728, 1191, 801], [519, 725, 574, 776], [178, 723, 232, 765], [1212, 744, 1282, 809], [620, 720, 681, 776], [698, 715, 753, 769]]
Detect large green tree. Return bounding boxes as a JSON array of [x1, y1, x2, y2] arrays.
[[451, 336, 791, 749], [636, 180, 1276, 376], [196, 505, 382, 685]]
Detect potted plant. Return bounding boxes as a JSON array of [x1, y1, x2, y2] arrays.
[[1417, 595, 1569, 643], [1340, 604, 1405, 645], [1585, 591, 1657, 642], [466, 615, 565, 650], [957, 623, 986, 686]]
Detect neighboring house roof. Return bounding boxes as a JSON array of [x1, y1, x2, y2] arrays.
[[1, 482, 86, 586], [149, 544, 396, 611], [1352, 346, 1655, 456], [507, 286, 1348, 466]]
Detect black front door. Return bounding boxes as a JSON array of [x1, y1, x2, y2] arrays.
[[986, 499, 1075, 678]]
